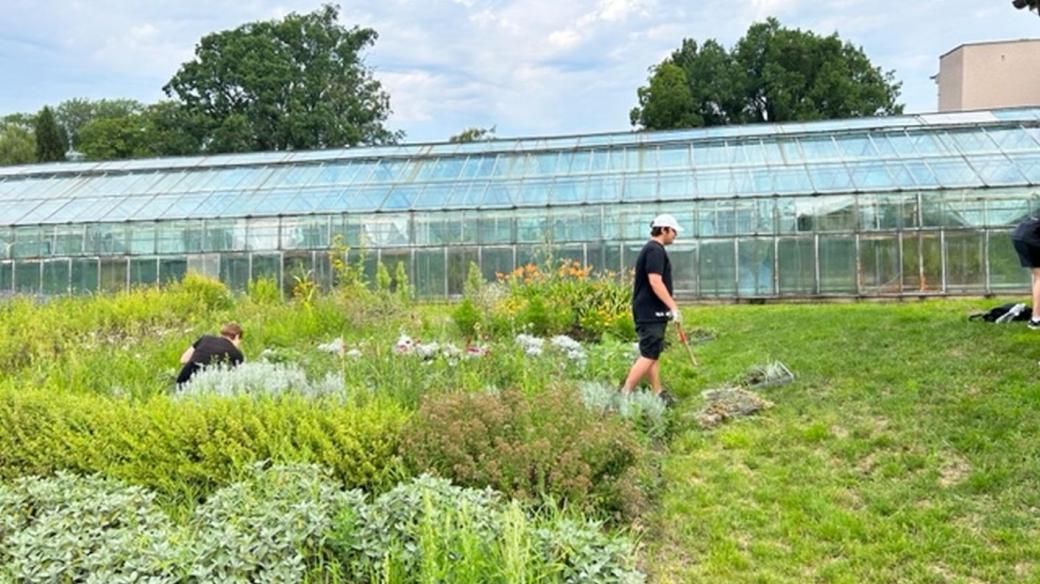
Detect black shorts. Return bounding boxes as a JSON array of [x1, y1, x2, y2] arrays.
[[636, 321, 668, 360], [1013, 238, 1040, 268]]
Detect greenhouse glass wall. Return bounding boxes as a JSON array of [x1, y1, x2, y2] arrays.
[[1, 108, 1039, 299]]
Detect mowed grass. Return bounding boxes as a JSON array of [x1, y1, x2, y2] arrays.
[[649, 300, 1040, 583]]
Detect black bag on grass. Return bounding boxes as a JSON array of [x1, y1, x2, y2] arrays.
[[969, 303, 1033, 323]]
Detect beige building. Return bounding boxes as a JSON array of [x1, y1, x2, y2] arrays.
[[936, 39, 1040, 112]]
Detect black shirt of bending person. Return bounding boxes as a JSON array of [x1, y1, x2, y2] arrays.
[[176, 335, 244, 384]]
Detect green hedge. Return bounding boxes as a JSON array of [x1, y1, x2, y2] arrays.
[[0, 389, 408, 507]]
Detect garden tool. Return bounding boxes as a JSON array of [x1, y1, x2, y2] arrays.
[[675, 322, 698, 367]]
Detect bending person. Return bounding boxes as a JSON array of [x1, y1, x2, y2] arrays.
[[176, 323, 245, 384]]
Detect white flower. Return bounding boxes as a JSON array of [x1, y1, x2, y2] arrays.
[[345, 348, 362, 359], [317, 338, 345, 354], [395, 334, 416, 354], [415, 342, 440, 359]]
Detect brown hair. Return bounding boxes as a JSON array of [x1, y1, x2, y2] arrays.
[[651, 226, 671, 237], [220, 323, 243, 340]]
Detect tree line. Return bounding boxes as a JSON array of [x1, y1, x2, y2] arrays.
[[10, 3, 989, 166]]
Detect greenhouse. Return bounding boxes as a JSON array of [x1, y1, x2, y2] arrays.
[[1, 107, 1039, 299]]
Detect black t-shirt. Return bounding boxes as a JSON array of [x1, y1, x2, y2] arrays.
[[632, 240, 673, 323], [1014, 217, 1040, 245], [175, 335, 244, 384]]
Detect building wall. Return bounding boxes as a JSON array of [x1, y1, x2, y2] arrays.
[[939, 40, 1040, 112], [1, 188, 1037, 299]]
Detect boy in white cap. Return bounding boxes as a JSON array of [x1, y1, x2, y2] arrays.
[[620, 213, 683, 405]]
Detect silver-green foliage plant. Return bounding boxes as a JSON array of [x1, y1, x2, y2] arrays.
[[347, 474, 504, 575], [0, 472, 185, 584], [535, 517, 645, 584], [188, 463, 364, 583], [579, 381, 668, 439], [174, 361, 344, 399]]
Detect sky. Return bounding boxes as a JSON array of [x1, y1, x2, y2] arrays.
[[0, 0, 1037, 143]]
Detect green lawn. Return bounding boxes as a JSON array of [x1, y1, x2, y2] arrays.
[[650, 300, 1040, 583]]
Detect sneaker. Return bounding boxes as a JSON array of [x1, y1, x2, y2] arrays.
[[657, 389, 678, 408], [1029, 319, 1040, 330]]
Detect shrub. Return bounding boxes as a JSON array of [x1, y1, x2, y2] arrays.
[[247, 276, 282, 305], [0, 472, 184, 583], [333, 474, 645, 583], [173, 272, 233, 311], [0, 389, 407, 507], [345, 474, 504, 576], [401, 387, 647, 520], [0, 469, 645, 584], [579, 381, 669, 440], [189, 463, 364, 583], [174, 361, 345, 400], [453, 260, 633, 341]]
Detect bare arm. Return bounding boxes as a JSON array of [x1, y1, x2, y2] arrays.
[[648, 273, 678, 314], [179, 347, 195, 365]]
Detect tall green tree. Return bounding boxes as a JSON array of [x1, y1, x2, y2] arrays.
[[0, 123, 35, 166], [76, 101, 208, 161], [34, 106, 66, 162], [55, 98, 144, 149], [631, 18, 903, 130], [163, 4, 401, 153]]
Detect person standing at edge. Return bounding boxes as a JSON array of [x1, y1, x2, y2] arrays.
[[1012, 214, 1040, 329], [620, 214, 683, 405]]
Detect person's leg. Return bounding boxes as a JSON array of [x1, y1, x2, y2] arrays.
[[622, 357, 656, 392], [647, 359, 662, 393], [1032, 268, 1040, 314]]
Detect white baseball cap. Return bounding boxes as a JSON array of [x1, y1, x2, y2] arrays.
[[650, 213, 684, 234]]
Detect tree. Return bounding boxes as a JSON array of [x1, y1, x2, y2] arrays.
[[76, 102, 208, 161], [55, 98, 144, 149], [0, 123, 35, 166], [1012, 0, 1040, 16], [163, 4, 401, 153], [631, 18, 903, 130], [34, 106, 66, 162], [449, 126, 496, 143], [629, 63, 700, 130]]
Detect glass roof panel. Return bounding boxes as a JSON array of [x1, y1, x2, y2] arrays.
[[167, 193, 220, 218], [458, 156, 495, 180], [551, 176, 587, 205], [622, 175, 657, 202], [772, 167, 812, 193], [0, 200, 47, 223], [482, 183, 517, 208], [410, 183, 456, 210], [381, 184, 424, 211], [945, 129, 998, 155], [653, 146, 685, 171], [585, 175, 622, 203], [1010, 153, 1040, 182], [834, 134, 878, 159], [341, 186, 389, 212], [446, 182, 488, 208], [658, 172, 693, 200], [971, 155, 1028, 186], [99, 194, 159, 222], [19, 198, 70, 224], [928, 158, 982, 188], [797, 136, 841, 162], [986, 127, 1040, 152], [513, 180, 552, 206], [696, 168, 736, 196], [807, 164, 853, 192], [848, 161, 896, 189]]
